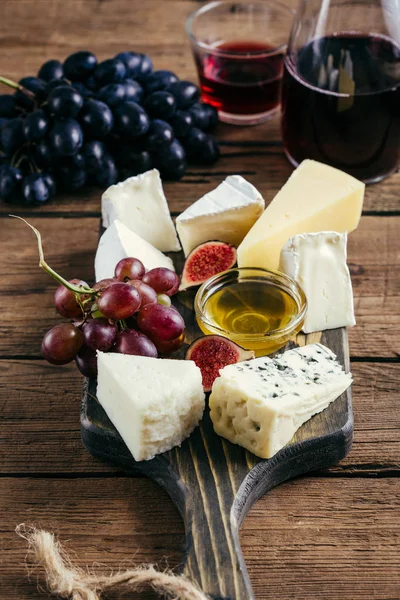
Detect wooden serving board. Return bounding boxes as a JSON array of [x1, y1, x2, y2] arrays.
[[81, 252, 353, 600]]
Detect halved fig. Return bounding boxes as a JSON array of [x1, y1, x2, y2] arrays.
[[179, 240, 237, 291], [186, 334, 254, 392]]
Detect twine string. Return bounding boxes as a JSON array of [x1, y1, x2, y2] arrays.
[[16, 524, 209, 600]]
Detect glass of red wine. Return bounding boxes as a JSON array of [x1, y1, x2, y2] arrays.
[[281, 0, 400, 183], [186, 1, 294, 125]]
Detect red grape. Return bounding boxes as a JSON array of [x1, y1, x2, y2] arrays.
[[75, 344, 97, 378], [92, 278, 118, 292], [128, 280, 158, 306], [152, 332, 185, 355], [137, 304, 185, 341], [54, 278, 88, 318], [114, 257, 145, 281], [83, 317, 117, 351], [142, 267, 180, 296], [42, 323, 84, 365], [98, 282, 141, 319], [114, 329, 158, 357]]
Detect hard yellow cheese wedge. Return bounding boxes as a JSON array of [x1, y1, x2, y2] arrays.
[[237, 160, 365, 271]]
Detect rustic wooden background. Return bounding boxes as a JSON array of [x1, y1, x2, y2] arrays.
[[0, 1, 399, 598]]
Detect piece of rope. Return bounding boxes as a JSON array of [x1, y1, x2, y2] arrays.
[[16, 524, 210, 600]]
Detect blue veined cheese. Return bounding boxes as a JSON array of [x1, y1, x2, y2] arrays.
[[209, 344, 352, 459], [279, 231, 355, 334], [101, 169, 181, 252], [95, 219, 174, 282], [176, 175, 265, 256], [97, 353, 205, 461]]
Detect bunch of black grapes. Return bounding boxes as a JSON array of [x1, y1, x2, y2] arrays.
[[0, 51, 219, 205]]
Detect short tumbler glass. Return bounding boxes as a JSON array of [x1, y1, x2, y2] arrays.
[[186, 0, 294, 125]]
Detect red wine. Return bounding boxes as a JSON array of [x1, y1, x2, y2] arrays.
[[281, 33, 400, 182], [196, 40, 285, 116]]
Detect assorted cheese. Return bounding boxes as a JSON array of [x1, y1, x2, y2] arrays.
[[101, 169, 181, 252], [237, 159, 364, 271], [95, 219, 174, 282], [279, 231, 356, 334], [209, 344, 352, 459], [96, 352, 205, 461], [175, 175, 265, 256]]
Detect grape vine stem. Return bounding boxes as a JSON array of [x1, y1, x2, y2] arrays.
[[9, 215, 97, 296], [0, 75, 36, 102]]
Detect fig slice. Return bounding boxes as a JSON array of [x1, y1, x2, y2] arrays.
[[179, 240, 237, 291], [186, 334, 255, 392]]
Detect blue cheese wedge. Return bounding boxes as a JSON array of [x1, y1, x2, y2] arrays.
[[279, 231, 356, 334], [95, 219, 175, 282], [176, 175, 265, 256], [97, 352, 205, 461], [210, 344, 352, 459], [101, 169, 181, 252]]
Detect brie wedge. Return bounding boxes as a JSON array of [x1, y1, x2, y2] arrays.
[[97, 352, 205, 461], [101, 169, 181, 252], [176, 175, 265, 256]]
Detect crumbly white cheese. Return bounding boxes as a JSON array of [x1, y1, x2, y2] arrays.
[[210, 343, 352, 459], [176, 175, 265, 256], [95, 219, 175, 282], [97, 352, 205, 461], [101, 169, 181, 252], [279, 231, 356, 333]]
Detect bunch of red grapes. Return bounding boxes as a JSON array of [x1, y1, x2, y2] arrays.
[[42, 257, 185, 378]]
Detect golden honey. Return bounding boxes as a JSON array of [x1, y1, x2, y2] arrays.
[[195, 268, 307, 356]]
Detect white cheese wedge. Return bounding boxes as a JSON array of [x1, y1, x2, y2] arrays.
[[279, 231, 356, 334], [210, 343, 352, 459], [175, 175, 265, 256], [237, 160, 365, 271], [101, 169, 181, 252], [97, 352, 205, 461], [95, 219, 175, 282]]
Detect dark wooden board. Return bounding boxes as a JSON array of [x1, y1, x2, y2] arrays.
[[81, 251, 353, 599]]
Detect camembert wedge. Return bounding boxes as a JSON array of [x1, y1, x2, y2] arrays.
[[210, 344, 352, 459]]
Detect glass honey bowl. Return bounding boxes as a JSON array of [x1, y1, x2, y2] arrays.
[[194, 268, 307, 357]]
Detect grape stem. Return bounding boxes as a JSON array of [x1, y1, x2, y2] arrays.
[[0, 75, 36, 102], [9, 215, 97, 296]]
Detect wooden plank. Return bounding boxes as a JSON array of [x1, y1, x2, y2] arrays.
[[0, 477, 399, 599], [0, 360, 398, 474], [0, 0, 398, 215], [1, 216, 399, 357]]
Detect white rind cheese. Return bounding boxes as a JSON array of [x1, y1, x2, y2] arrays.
[[210, 344, 352, 459], [176, 175, 265, 256], [101, 169, 181, 252], [279, 231, 356, 334], [95, 219, 175, 282], [97, 352, 205, 461], [237, 159, 365, 271]]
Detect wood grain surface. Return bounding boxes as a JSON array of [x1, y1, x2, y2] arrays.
[[0, 0, 399, 598]]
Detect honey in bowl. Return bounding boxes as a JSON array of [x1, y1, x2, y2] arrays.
[[195, 268, 307, 356]]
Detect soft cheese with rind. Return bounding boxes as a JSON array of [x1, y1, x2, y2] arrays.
[[95, 219, 175, 282], [101, 169, 181, 252], [237, 160, 364, 271], [279, 231, 355, 333], [210, 344, 352, 459], [97, 352, 205, 461], [176, 175, 265, 256]]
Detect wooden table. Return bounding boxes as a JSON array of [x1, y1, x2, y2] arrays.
[[1, 1, 399, 598]]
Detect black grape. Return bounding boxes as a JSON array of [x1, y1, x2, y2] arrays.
[[48, 85, 83, 118], [123, 79, 144, 103], [82, 140, 107, 173], [80, 99, 114, 139], [63, 51, 97, 81], [50, 118, 83, 156], [38, 59, 64, 82], [0, 95, 17, 118], [121, 149, 153, 176], [183, 127, 220, 164], [1, 118, 25, 155], [0, 164, 22, 201], [145, 119, 174, 151], [115, 101, 150, 139], [98, 83, 126, 108], [34, 140, 54, 168], [169, 110, 193, 137], [135, 53, 153, 81], [42, 172, 56, 198], [155, 138, 187, 180], [95, 153, 118, 187], [167, 80, 199, 109], [18, 76, 46, 101], [145, 70, 178, 94], [144, 91, 176, 119], [44, 78, 70, 97], [22, 173, 51, 204], [189, 102, 219, 131], [70, 82, 93, 99], [115, 51, 142, 77], [94, 59, 126, 86], [23, 109, 49, 142], [57, 163, 87, 190]]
